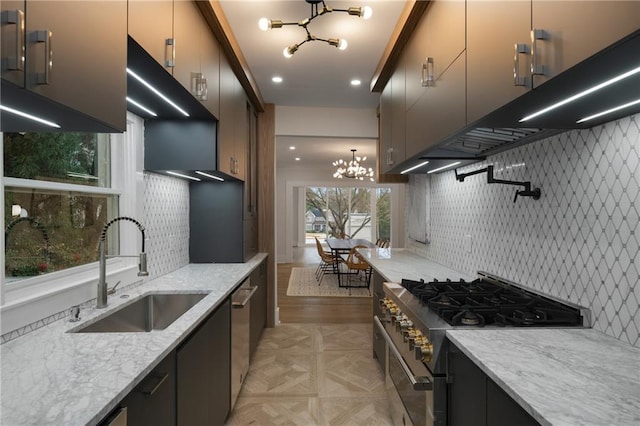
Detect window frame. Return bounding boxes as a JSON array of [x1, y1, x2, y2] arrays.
[[0, 113, 142, 322]]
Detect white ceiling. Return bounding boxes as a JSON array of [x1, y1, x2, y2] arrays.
[[218, 0, 406, 173]]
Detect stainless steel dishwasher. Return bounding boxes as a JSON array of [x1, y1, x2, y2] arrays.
[[231, 277, 257, 409]]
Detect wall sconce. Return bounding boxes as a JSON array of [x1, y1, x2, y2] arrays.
[[191, 72, 208, 101]]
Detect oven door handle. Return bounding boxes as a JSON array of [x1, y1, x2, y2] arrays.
[[374, 315, 433, 391]]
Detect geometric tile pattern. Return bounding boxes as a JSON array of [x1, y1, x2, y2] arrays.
[[226, 323, 393, 425], [143, 172, 190, 279], [407, 112, 640, 348]]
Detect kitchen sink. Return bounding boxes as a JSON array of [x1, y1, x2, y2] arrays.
[[72, 292, 209, 333]]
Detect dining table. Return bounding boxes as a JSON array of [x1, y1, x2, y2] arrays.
[[325, 238, 377, 287]]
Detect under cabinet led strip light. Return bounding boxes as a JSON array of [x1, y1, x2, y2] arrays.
[[519, 65, 640, 122], [0, 105, 61, 128], [126, 97, 157, 117], [427, 161, 461, 174], [126, 68, 190, 117], [195, 171, 224, 181], [576, 99, 640, 123], [400, 161, 429, 174], [167, 171, 200, 181]]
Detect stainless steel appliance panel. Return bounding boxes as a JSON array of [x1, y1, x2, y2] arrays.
[[231, 278, 257, 409]]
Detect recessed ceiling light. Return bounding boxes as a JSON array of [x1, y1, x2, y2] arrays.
[[272, 76, 283, 83], [289, 146, 296, 150], [295, 157, 301, 161], [351, 79, 362, 86]]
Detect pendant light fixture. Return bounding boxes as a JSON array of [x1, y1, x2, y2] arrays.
[[333, 149, 375, 181], [258, 0, 372, 58]]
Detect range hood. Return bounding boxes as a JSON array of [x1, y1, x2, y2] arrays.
[[405, 29, 640, 173]]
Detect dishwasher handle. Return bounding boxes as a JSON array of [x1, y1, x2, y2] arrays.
[[232, 286, 258, 308]]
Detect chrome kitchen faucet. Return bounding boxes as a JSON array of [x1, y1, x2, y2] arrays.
[[97, 217, 149, 309]]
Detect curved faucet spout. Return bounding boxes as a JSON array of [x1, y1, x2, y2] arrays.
[[97, 216, 148, 309]]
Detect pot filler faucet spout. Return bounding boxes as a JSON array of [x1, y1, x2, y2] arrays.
[[97, 217, 149, 309]]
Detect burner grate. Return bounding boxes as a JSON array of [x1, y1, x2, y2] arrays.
[[401, 277, 584, 327]]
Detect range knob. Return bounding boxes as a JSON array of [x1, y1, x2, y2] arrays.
[[403, 328, 418, 343], [415, 338, 434, 363]]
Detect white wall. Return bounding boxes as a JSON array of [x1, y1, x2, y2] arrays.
[[276, 106, 378, 138]]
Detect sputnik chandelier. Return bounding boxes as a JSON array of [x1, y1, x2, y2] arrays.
[[333, 149, 375, 181], [258, 0, 373, 58]]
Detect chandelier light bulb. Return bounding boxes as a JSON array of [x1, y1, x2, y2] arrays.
[[260, 1, 372, 56], [362, 6, 373, 20], [258, 17, 270, 31]]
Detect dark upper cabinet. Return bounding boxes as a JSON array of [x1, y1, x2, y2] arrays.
[[530, 1, 640, 88], [128, 0, 174, 75], [466, 0, 640, 125], [466, 1, 532, 125], [1, 0, 127, 132], [144, 120, 217, 172], [173, 0, 221, 119], [190, 181, 256, 263], [404, 0, 466, 160], [378, 66, 407, 174], [218, 52, 248, 180]]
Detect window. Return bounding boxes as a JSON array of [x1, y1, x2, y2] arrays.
[[3, 132, 119, 283], [305, 186, 391, 243]]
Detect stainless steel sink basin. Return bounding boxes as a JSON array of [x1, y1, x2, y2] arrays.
[[73, 292, 209, 333]]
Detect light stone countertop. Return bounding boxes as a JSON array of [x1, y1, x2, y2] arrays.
[[447, 329, 640, 426], [0, 253, 267, 426], [356, 247, 475, 283], [361, 248, 640, 426]]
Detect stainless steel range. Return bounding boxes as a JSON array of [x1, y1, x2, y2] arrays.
[[374, 271, 590, 426]]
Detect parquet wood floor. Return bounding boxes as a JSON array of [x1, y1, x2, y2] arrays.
[[225, 248, 391, 425], [225, 323, 392, 425]]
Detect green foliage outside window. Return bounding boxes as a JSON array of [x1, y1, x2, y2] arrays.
[[3, 132, 116, 280]]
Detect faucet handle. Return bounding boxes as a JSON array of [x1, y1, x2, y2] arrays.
[[69, 305, 81, 322], [107, 281, 121, 295]]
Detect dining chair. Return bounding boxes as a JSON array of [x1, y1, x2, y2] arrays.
[[342, 244, 373, 291], [314, 237, 344, 284]]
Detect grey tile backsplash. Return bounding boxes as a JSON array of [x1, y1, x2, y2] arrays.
[[407, 113, 639, 348], [143, 172, 191, 278]]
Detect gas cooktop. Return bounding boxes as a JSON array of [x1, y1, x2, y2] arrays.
[[401, 275, 587, 328]]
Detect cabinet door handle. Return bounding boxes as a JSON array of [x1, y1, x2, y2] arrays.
[[513, 43, 530, 87], [33, 30, 52, 85], [386, 147, 394, 166], [421, 57, 434, 87], [531, 29, 547, 76], [140, 372, 169, 396], [1, 10, 25, 70], [165, 38, 175, 68]]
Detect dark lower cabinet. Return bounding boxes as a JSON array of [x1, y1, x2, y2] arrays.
[[447, 342, 540, 426], [249, 258, 267, 359], [372, 270, 386, 372], [177, 299, 231, 425], [118, 350, 176, 426]]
